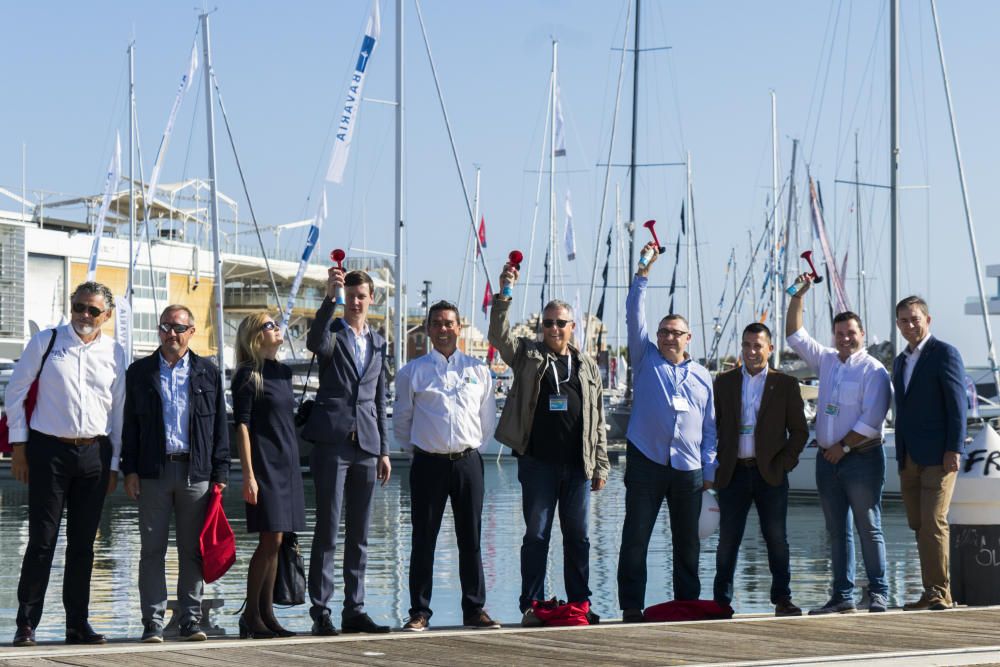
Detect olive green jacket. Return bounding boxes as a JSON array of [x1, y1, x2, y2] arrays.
[[488, 296, 610, 481]]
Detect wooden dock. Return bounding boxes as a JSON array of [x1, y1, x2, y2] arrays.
[[3, 607, 1000, 666]]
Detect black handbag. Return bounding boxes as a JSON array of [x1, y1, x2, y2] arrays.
[[294, 355, 316, 428], [273, 532, 306, 606]]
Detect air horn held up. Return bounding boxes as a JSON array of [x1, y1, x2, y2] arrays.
[[638, 219, 666, 267], [502, 250, 523, 298], [330, 248, 346, 305], [785, 250, 825, 296]]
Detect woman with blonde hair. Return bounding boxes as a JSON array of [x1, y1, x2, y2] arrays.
[[232, 312, 306, 638]]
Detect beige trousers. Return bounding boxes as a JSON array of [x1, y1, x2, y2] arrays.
[[899, 453, 957, 603]]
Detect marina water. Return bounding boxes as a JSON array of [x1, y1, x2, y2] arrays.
[[0, 455, 925, 642]]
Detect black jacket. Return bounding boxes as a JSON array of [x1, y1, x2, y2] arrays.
[[120, 349, 230, 484]]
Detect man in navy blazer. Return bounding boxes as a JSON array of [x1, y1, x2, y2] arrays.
[[303, 267, 391, 636], [893, 295, 966, 611]]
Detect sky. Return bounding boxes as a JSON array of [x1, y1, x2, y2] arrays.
[[3, 1, 1000, 373]]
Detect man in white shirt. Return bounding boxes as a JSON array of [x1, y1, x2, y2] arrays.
[[785, 274, 892, 615], [7, 282, 127, 647], [394, 301, 500, 632]]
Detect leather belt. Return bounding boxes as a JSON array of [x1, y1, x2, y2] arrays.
[[166, 453, 190, 462], [56, 436, 99, 446], [737, 457, 757, 467], [415, 447, 476, 461]]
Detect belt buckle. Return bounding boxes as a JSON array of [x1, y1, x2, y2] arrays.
[[448, 450, 464, 461]]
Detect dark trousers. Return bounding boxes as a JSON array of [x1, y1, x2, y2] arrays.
[[517, 454, 591, 613], [713, 463, 791, 605], [618, 442, 703, 609], [408, 448, 486, 619], [308, 439, 377, 622], [16, 430, 111, 629]]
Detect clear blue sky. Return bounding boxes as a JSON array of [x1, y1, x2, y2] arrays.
[[3, 1, 1000, 369]]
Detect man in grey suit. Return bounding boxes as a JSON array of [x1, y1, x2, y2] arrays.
[[303, 267, 391, 636]]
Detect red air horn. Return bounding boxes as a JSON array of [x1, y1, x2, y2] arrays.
[[643, 219, 667, 254], [330, 249, 346, 305], [786, 250, 824, 296], [502, 250, 523, 297]]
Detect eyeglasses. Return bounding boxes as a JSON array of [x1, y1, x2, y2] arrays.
[[260, 321, 279, 332], [656, 328, 690, 338], [72, 302, 104, 318], [158, 323, 194, 335], [542, 319, 570, 329]]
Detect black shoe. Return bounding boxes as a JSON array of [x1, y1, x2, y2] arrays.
[[12, 625, 35, 647], [341, 613, 390, 634], [774, 597, 803, 617], [141, 621, 163, 643], [622, 608, 644, 623], [178, 622, 207, 641], [65, 621, 106, 645], [310, 614, 339, 637], [586, 610, 601, 625], [239, 616, 276, 640]]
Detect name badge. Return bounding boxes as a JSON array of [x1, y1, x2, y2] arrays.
[[672, 396, 690, 413], [825, 403, 840, 416], [549, 395, 569, 412], [739, 424, 754, 435]]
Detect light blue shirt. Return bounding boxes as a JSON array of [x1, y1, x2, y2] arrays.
[[157, 352, 191, 455], [625, 276, 718, 481]]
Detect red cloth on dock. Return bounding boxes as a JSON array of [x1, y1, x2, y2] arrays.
[[531, 598, 591, 626], [642, 600, 734, 622]]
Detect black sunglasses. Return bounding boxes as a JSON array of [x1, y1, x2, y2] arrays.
[[158, 323, 194, 335], [260, 321, 279, 332], [72, 302, 105, 318], [542, 319, 570, 329]]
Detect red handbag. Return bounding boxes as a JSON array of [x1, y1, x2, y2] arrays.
[[0, 330, 58, 454], [530, 598, 591, 627], [200, 485, 236, 583]]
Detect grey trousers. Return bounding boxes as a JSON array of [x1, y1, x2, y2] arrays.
[[308, 440, 377, 621], [138, 460, 210, 627]]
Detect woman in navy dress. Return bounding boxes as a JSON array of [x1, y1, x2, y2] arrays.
[[232, 311, 306, 638]]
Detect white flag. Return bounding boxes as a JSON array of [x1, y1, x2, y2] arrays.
[[564, 190, 576, 261], [554, 85, 566, 157], [146, 42, 199, 210], [326, 0, 381, 184], [115, 292, 133, 363], [87, 133, 122, 282], [283, 189, 329, 338]]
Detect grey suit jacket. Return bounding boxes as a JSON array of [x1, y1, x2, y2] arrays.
[[302, 298, 389, 456]]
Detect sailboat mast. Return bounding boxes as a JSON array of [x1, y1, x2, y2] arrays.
[[471, 166, 481, 348], [625, 0, 640, 402], [854, 132, 867, 327], [548, 40, 558, 302], [200, 12, 225, 372], [127, 41, 136, 363], [394, 0, 406, 371], [770, 91, 781, 367], [779, 138, 798, 362], [889, 0, 900, 352], [685, 151, 692, 341]]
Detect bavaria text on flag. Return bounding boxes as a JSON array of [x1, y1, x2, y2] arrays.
[[87, 133, 122, 282], [564, 190, 576, 261], [283, 189, 328, 336], [326, 0, 381, 184]]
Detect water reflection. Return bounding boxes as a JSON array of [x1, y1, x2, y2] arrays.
[[0, 459, 924, 641]]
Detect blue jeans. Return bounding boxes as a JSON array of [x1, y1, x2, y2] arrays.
[[815, 446, 887, 600], [713, 464, 791, 605], [618, 443, 703, 609], [517, 455, 591, 613]]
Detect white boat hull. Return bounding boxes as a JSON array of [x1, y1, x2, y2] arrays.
[[787, 431, 900, 497]]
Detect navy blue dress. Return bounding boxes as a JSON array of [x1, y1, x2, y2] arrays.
[[232, 359, 306, 533]]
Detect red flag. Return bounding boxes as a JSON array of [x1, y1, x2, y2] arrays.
[[476, 216, 487, 257], [482, 280, 493, 315], [487, 344, 496, 365]]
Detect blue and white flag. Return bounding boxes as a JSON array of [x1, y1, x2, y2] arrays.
[[563, 190, 576, 261], [283, 189, 328, 337], [325, 0, 381, 184], [86, 132, 121, 282], [146, 42, 198, 208], [554, 85, 566, 157]]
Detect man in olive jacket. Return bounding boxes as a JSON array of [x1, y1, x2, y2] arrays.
[[712, 322, 808, 616], [488, 260, 609, 627]]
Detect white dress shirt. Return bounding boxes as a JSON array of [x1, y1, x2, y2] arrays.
[[902, 334, 932, 391], [786, 327, 891, 449], [738, 364, 768, 459], [341, 318, 372, 375], [5, 325, 127, 470], [393, 348, 497, 454]]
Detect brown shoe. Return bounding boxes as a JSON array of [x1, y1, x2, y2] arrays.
[[464, 610, 501, 630], [403, 614, 429, 632], [774, 597, 802, 617], [903, 591, 951, 611]]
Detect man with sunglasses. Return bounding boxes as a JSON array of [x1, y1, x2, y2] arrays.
[[617, 242, 717, 621], [489, 262, 609, 627], [7, 282, 127, 647], [394, 301, 500, 632], [120, 304, 230, 642]]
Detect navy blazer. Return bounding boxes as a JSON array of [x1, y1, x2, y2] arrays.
[[121, 349, 230, 484], [302, 298, 389, 456], [892, 335, 967, 469]]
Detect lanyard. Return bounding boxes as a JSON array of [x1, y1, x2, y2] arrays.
[[548, 354, 572, 396]]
